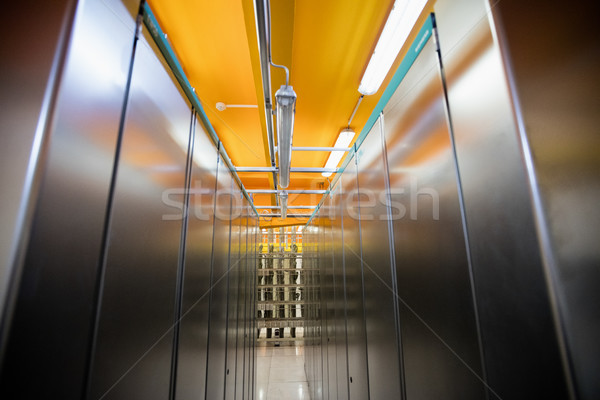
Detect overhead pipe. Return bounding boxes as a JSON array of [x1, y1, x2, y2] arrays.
[[265, 0, 296, 189], [235, 166, 339, 173], [274, 146, 352, 152], [254, 0, 279, 193], [259, 214, 313, 218], [255, 205, 316, 209], [247, 189, 327, 194]]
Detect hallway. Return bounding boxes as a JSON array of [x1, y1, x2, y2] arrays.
[[256, 346, 310, 400], [1, 0, 599, 399]]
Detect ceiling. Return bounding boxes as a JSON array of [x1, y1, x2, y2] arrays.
[[147, 0, 431, 227]]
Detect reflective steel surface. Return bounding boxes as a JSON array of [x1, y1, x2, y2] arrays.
[[3, 0, 596, 399], [89, 25, 192, 400], [206, 154, 234, 399], [341, 155, 369, 400], [0, 0, 73, 320], [496, 3, 600, 398], [175, 117, 218, 400], [358, 117, 404, 400], [225, 184, 242, 400], [331, 181, 349, 400], [436, 0, 569, 397], [383, 38, 484, 400], [1, 1, 135, 398]]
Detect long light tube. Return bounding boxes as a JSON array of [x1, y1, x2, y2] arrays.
[[275, 84, 297, 188], [322, 129, 355, 177], [358, 0, 428, 95]]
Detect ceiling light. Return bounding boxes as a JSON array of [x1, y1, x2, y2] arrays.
[[279, 191, 288, 219], [358, 0, 428, 95], [322, 129, 355, 177], [275, 85, 297, 188]]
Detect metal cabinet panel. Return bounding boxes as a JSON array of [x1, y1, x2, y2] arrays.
[[329, 181, 349, 400], [0, 0, 72, 318], [321, 202, 337, 400], [225, 188, 242, 400], [249, 210, 258, 400], [496, 3, 600, 398], [235, 203, 247, 400], [382, 37, 484, 400], [175, 116, 219, 400], [241, 204, 251, 400], [235, 210, 247, 400], [206, 155, 234, 400], [88, 24, 192, 400], [0, 1, 136, 398], [341, 155, 369, 400], [356, 118, 403, 400], [435, 0, 569, 397]]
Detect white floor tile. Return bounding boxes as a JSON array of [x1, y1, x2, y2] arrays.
[[255, 345, 310, 400]]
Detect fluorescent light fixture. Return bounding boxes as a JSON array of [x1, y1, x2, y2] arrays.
[[322, 129, 355, 177], [275, 85, 297, 189], [279, 191, 288, 219], [358, 0, 428, 95]]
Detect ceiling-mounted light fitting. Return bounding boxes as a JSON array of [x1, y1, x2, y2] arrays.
[[275, 84, 297, 188], [358, 0, 428, 95], [279, 190, 288, 219], [322, 129, 355, 177]]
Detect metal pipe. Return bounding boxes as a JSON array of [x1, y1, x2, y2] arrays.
[[215, 102, 258, 111], [254, 0, 278, 190], [293, 146, 351, 151], [266, 0, 289, 85], [347, 94, 364, 126], [255, 205, 317, 209], [290, 167, 338, 173], [259, 214, 313, 218], [274, 146, 351, 152], [236, 166, 277, 172], [247, 189, 327, 194], [236, 167, 339, 173]]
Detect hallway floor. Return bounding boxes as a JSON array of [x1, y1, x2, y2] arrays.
[[256, 345, 310, 400]]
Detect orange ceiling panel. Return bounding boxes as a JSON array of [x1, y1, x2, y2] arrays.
[[147, 0, 433, 227], [148, 0, 267, 169]]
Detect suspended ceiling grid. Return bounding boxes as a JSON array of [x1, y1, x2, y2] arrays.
[[148, 0, 431, 227]]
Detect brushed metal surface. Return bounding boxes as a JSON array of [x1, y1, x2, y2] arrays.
[[240, 205, 251, 400], [319, 209, 331, 400], [313, 216, 324, 400], [356, 117, 403, 400], [305, 212, 320, 400], [331, 181, 349, 400], [0, 0, 73, 323], [234, 207, 245, 400], [323, 203, 337, 400], [242, 204, 251, 400], [175, 117, 219, 400], [206, 155, 234, 400], [225, 187, 241, 400], [495, 3, 600, 398], [435, 0, 569, 397], [248, 214, 260, 400], [0, 1, 135, 398], [383, 37, 484, 400], [341, 155, 369, 400], [89, 24, 192, 399]]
